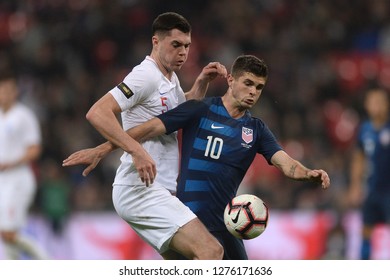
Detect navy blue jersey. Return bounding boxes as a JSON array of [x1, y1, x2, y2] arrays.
[[357, 120, 390, 193], [157, 97, 282, 231]]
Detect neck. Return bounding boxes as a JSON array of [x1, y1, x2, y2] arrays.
[[221, 94, 246, 119], [150, 53, 172, 80], [0, 103, 13, 113], [372, 115, 389, 129]]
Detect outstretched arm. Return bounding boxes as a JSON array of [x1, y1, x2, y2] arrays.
[[62, 142, 116, 177], [85, 93, 158, 186], [63, 117, 166, 181], [185, 62, 227, 100], [271, 150, 330, 189]]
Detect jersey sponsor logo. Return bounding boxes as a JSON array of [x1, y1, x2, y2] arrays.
[[159, 91, 168, 95], [211, 123, 224, 129], [117, 82, 133, 99], [242, 127, 253, 144]]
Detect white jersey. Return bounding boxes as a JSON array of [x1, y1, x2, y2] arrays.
[[0, 102, 41, 169], [110, 56, 186, 192]]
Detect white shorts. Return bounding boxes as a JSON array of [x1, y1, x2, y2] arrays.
[[112, 183, 196, 254], [0, 168, 36, 231]]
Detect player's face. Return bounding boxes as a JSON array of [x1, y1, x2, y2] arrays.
[[152, 29, 191, 74], [365, 89, 389, 121], [0, 79, 18, 110], [228, 72, 266, 109]]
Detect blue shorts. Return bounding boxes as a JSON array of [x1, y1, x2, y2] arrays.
[[362, 190, 390, 226], [211, 230, 248, 260]]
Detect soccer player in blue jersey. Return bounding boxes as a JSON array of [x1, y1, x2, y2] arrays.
[[348, 88, 390, 260], [64, 54, 330, 259]]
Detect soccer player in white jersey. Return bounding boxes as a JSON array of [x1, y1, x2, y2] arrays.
[[0, 72, 48, 259], [66, 12, 226, 259]]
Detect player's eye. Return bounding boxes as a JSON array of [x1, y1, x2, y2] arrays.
[[172, 42, 190, 49], [256, 84, 264, 91]]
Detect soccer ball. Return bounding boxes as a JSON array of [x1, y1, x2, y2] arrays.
[[224, 194, 268, 240]]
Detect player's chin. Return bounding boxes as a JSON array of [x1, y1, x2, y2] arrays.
[[242, 101, 254, 109], [173, 64, 184, 71]]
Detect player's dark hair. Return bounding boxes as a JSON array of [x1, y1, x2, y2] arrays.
[[152, 12, 191, 37], [231, 55, 268, 79]]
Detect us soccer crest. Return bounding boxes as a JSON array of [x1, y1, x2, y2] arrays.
[[242, 127, 253, 144]]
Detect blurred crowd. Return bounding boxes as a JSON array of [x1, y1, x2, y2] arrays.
[[1, 0, 390, 231]]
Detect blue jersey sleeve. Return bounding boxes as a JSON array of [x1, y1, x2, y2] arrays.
[[255, 120, 283, 164], [157, 99, 207, 134]]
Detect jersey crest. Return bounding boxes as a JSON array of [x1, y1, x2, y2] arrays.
[[242, 127, 253, 144]]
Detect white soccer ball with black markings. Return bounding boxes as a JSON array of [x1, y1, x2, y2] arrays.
[[224, 194, 269, 240]]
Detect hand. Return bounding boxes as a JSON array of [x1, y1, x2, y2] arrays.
[[199, 62, 227, 82], [307, 169, 330, 189], [131, 146, 157, 187], [0, 163, 12, 171], [0, 162, 19, 171], [62, 147, 102, 176]]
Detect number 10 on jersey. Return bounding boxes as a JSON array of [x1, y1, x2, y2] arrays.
[[205, 136, 223, 159]]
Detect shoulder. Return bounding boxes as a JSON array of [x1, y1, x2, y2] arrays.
[[180, 98, 210, 111], [116, 58, 163, 100], [163, 98, 210, 119], [248, 115, 267, 130], [195, 96, 221, 108], [125, 58, 161, 84], [14, 103, 37, 117]]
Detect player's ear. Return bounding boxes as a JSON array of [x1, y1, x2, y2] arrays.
[[152, 35, 159, 47], [227, 74, 234, 88]]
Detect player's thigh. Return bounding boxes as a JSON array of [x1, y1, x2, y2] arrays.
[[112, 183, 196, 254], [169, 217, 221, 258]]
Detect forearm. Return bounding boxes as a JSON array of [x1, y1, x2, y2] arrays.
[[95, 141, 118, 157], [86, 101, 142, 156], [272, 150, 312, 181], [91, 117, 166, 159], [1, 145, 41, 170], [285, 160, 312, 181], [185, 76, 209, 100], [184, 62, 227, 100], [126, 118, 167, 142]]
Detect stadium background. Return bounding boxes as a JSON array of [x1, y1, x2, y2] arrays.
[[1, 0, 390, 259]]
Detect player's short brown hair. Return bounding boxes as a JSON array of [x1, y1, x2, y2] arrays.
[[231, 55, 268, 79], [152, 12, 191, 37]]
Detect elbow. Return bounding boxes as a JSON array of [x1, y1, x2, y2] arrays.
[[85, 107, 93, 122], [86, 105, 98, 125]]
